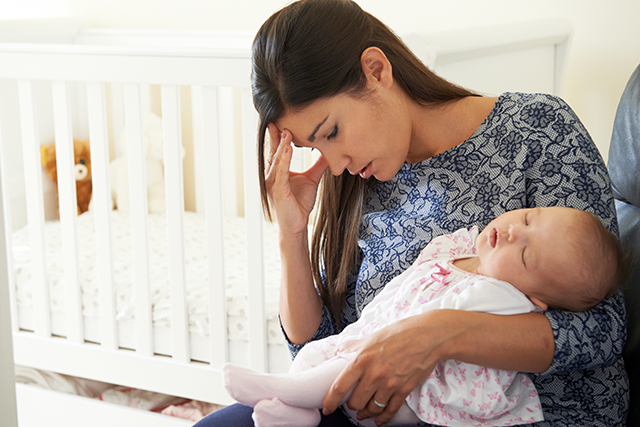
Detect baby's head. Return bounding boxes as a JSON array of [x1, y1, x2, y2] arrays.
[[475, 207, 627, 312]]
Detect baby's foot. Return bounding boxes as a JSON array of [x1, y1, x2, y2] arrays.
[[252, 398, 321, 427], [221, 363, 277, 406]]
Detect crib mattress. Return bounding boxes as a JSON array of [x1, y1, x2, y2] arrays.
[[12, 210, 285, 347]]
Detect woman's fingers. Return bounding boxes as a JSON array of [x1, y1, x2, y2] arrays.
[[267, 122, 281, 160], [265, 122, 328, 189], [266, 128, 289, 172], [264, 125, 328, 234], [266, 130, 292, 198], [347, 368, 419, 425], [324, 315, 449, 425], [372, 394, 409, 426], [264, 123, 281, 178], [363, 390, 394, 419], [359, 386, 413, 425], [322, 360, 363, 415], [322, 350, 386, 413], [323, 357, 405, 426]]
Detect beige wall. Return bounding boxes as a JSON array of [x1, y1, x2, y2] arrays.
[[5, 0, 640, 162]]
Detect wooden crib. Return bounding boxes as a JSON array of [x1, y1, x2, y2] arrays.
[[0, 17, 573, 426]]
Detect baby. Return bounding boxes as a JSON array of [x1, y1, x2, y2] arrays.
[[222, 206, 626, 427]]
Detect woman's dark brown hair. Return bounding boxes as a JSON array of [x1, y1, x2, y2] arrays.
[[252, 0, 477, 327]]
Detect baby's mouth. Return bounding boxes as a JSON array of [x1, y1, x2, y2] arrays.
[[489, 228, 498, 248]]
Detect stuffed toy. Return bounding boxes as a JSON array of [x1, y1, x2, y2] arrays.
[[109, 112, 184, 213], [40, 139, 92, 216]]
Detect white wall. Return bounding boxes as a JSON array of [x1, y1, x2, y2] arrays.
[[4, 0, 640, 162]]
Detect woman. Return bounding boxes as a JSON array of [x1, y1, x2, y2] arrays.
[[196, 0, 629, 425]]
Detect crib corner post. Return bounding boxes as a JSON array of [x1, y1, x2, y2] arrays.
[[0, 161, 19, 427]]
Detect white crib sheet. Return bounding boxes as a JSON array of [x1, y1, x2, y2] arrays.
[[12, 210, 284, 345]]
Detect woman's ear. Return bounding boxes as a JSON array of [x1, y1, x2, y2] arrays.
[[360, 47, 393, 89]]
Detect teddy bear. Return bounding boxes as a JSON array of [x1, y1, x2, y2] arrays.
[[40, 139, 92, 216], [108, 112, 184, 213]]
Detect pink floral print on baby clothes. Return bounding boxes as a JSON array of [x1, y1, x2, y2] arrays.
[[301, 228, 544, 425]]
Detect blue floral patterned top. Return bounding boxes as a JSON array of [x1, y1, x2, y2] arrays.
[[285, 93, 629, 425]]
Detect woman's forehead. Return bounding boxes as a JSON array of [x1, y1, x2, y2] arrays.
[[277, 98, 337, 141], [280, 96, 336, 121]]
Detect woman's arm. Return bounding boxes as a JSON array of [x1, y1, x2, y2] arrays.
[[265, 124, 330, 345], [278, 227, 323, 344], [543, 290, 626, 374], [322, 309, 554, 426]]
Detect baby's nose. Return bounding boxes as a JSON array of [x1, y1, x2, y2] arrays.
[[507, 224, 520, 243]]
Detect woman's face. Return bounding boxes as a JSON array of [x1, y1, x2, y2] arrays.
[[274, 89, 413, 181]]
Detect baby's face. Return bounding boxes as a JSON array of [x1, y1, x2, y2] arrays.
[[475, 207, 582, 309]]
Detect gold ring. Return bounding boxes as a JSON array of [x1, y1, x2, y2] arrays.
[[373, 399, 387, 408]]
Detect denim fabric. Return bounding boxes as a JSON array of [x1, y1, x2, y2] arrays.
[[194, 403, 425, 426]]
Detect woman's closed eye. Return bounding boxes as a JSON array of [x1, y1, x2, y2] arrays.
[[327, 124, 339, 140]]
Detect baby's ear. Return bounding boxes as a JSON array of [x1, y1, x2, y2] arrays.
[[528, 296, 548, 311]]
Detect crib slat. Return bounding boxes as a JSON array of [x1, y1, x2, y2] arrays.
[[109, 83, 125, 159], [87, 82, 118, 350], [191, 87, 205, 215], [219, 88, 237, 217], [140, 84, 151, 117], [0, 80, 19, 332], [241, 87, 267, 372], [123, 83, 153, 357], [18, 80, 50, 337], [52, 81, 83, 343], [161, 84, 190, 363], [193, 87, 237, 218], [196, 85, 229, 368]]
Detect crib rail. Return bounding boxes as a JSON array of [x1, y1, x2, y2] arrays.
[[0, 41, 274, 395], [0, 43, 250, 86]]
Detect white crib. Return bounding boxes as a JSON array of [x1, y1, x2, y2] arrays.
[[0, 17, 573, 427]]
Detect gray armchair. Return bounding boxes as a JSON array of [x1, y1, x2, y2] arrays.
[[608, 63, 640, 426]]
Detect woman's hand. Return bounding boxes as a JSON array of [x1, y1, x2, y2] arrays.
[[323, 312, 453, 426], [267, 123, 329, 344], [322, 310, 554, 426], [265, 123, 328, 237]]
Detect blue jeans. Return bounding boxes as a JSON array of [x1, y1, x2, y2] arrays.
[[193, 403, 426, 426], [193, 403, 355, 426]]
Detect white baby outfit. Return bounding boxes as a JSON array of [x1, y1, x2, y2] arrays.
[[297, 227, 544, 426]]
